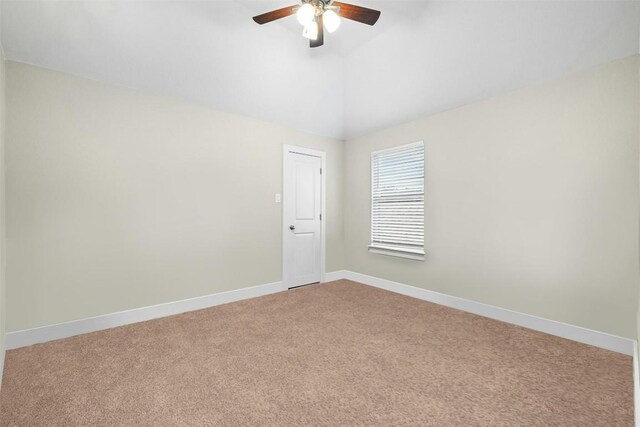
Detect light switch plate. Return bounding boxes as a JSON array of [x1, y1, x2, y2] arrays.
[[275, 193, 281, 203]]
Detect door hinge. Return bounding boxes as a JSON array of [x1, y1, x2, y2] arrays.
[[320, 214, 322, 220], [320, 168, 322, 175]]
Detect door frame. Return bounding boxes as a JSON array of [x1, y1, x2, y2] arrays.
[[282, 144, 327, 288]]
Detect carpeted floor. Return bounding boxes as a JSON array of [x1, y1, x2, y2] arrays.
[[0, 280, 633, 426]]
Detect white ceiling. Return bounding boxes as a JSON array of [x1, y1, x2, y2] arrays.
[[1, 1, 639, 140]]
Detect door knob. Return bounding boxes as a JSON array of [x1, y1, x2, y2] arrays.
[[289, 225, 295, 230]]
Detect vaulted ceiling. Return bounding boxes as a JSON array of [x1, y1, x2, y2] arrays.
[[2, 1, 639, 140]]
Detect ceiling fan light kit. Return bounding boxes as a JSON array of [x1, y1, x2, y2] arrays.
[[252, 0, 381, 48], [302, 21, 319, 40], [323, 9, 341, 33], [296, 3, 316, 26]]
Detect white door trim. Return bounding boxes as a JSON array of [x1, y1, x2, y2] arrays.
[[282, 144, 326, 288]]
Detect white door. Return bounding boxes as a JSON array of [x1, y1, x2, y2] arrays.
[[283, 148, 323, 288]]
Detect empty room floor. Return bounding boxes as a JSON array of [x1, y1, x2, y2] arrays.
[[0, 280, 632, 426]]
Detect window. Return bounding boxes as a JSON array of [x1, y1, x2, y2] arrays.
[[369, 141, 425, 260]]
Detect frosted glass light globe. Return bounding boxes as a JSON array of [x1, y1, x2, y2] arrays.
[[302, 21, 318, 40], [297, 3, 315, 26], [323, 10, 341, 33]]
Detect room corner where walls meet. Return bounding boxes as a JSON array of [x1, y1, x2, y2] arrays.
[[0, 39, 6, 389]]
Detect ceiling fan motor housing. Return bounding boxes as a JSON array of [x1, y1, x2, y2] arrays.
[[297, 0, 338, 15]]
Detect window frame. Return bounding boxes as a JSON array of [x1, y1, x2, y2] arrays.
[[369, 141, 425, 261]]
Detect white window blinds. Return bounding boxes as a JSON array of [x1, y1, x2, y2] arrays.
[[370, 141, 425, 259]]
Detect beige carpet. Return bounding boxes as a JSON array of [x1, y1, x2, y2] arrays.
[[0, 280, 633, 426]]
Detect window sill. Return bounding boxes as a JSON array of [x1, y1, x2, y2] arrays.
[[368, 246, 425, 261]]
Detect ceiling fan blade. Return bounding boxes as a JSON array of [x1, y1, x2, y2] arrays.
[[310, 14, 324, 48], [252, 5, 297, 25], [332, 2, 381, 26]]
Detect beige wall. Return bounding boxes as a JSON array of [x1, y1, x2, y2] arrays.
[[345, 55, 640, 339], [5, 61, 344, 332], [4, 56, 639, 340], [0, 50, 5, 382]]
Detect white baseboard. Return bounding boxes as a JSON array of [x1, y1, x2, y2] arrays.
[[0, 339, 5, 389], [4, 270, 634, 358], [324, 270, 349, 282], [5, 280, 288, 350], [634, 342, 639, 427], [339, 270, 634, 356]]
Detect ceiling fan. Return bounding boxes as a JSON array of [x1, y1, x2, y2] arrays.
[[252, 0, 381, 48]]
